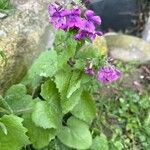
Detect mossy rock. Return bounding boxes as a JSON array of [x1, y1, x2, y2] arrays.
[[0, 0, 55, 95], [105, 34, 150, 63]]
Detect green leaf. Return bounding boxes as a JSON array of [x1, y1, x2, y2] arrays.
[[66, 71, 81, 99], [49, 139, 73, 150], [90, 134, 109, 150], [0, 95, 12, 114], [72, 91, 96, 123], [41, 79, 60, 103], [113, 141, 124, 150], [0, 115, 29, 150], [55, 69, 72, 99], [4, 84, 33, 114], [61, 89, 82, 114], [55, 70, 82, 114], [57, 116, 92, 149], [32, 101, 62, 129], [22, 50, 57, 85], [23, 114, 56, 149]]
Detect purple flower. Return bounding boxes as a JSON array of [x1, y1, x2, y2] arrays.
[[61, 8, 83, 29], [48, 4, 67, 30], [85, 67, 95, 75], [80, 10, 101, 32], [97, 66, 121, 83], [74, 10, 102, 40], [80, 19, 96, 33], [74, 30, 103, 40], [85, 10, 101, 25]]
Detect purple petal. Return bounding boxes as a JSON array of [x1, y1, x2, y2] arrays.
[[91, 16, 101, 25], [61, 9, 71, 16], [85, 68, 95, 75], [95, 31, 103, 36], [72, 8, 81, 16], [74, 31, 86, 40], [97, 66, 122, 83], [85, 10, 95, 18], [66, 16, 82, 28], [81, 19, 95, 32], [50, 16, 66, 30], [61, 8, 81, 16]]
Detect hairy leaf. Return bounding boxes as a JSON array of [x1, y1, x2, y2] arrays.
[[23, 114, 56, 149], [67, 71, 81, 99], [32, 101, 62, 129], [57, 116, 92, 149], [55, 70, 82, 114], [61, 89, 82, 114], [41, 79, 60, 103], [55, 69, 72, 99], [4, 84, 33, 114], [71, 91, 96, 123], [22, 50, 57, 85], [0, 115, 29, 150], [90, 134, 109, 150]]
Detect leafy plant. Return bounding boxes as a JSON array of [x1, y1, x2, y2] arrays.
[[1, 1, 149, 150], [0, 0, 11, 10]]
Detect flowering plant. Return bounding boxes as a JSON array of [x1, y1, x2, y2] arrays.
[[0, 1, 121, 150]]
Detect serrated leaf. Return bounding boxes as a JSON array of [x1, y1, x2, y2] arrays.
[[61, 89, 82, 114], [0, 115, 29, 150], [41, 79, 60, 103], [55, 69, 72, 99], [57, 116, 92, 149], [72, 91, 96, 123], [32, 101, 62, 129], [22, 50, 57, 85], [23, 114, 56, 149], [55, 70, 82, 114], [67, 71, 81, 99], [4, 84, 33, 114], [90, 134, 109, 150]]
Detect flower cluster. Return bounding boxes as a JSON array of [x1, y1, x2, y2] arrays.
[[97, 66, 122, 83], [48, 3, 102, 40], [48, 2, 122, 84], [85, 66, 122, 83]]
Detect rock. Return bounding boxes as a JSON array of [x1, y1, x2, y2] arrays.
[[0, 0, 55, 95], [0, 12, 7, 19], [105, 34, 150, 63], [142, 16, 150, 42]]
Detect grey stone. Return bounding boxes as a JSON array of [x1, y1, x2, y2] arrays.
[[105, 34, 150, 63], [0, 0, 56, 94]]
